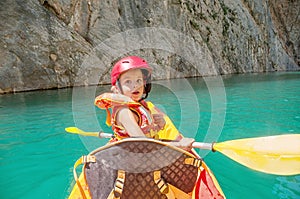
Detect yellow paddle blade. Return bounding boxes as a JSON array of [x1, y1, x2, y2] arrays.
[[213, 134, 300, 175], [65, 127, 99, 137]]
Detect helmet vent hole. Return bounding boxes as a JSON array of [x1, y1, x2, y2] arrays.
[[122, 61, 130, 63]]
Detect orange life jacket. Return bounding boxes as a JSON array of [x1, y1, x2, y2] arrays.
[[111, 100, 160, 140], [94, 93, 159, 140], [95, 93, 183, 141]]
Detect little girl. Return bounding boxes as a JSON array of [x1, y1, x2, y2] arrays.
[[95, 56, 194, 149]]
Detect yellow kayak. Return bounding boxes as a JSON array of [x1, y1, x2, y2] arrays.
[[67, 138, 225, 199]]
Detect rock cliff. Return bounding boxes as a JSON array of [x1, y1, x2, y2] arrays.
[[0, 0, 299, 93]]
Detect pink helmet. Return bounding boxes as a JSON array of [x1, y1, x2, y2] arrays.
[[111, 56, 152, 99], [111, 56, 152, 86]]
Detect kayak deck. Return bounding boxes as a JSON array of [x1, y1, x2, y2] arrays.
[[68, 138, 225, 199]]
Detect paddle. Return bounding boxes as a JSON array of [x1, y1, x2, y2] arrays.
[[65, 127, 300, 176], [193, 134, 300, 176], [65, 127, 114, 138]]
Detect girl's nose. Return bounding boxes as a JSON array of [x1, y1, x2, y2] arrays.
[[133, 81, 141, 88]]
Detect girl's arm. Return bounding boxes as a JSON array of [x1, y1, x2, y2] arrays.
[[117, 107, 145, 137]]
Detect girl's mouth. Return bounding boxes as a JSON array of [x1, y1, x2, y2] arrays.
[[132, 91, 140, 95]]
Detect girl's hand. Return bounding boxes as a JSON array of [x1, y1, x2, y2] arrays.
[[170, 137, 195, 151], [152, 113, 166, 131]]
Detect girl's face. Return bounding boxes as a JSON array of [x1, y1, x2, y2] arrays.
[[118, 69, 144, 101]]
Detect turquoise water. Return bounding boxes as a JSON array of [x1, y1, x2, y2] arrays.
[[0, 72, 299, 199]]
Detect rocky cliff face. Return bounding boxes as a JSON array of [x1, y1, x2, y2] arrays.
[[0, 0, 299, 93]]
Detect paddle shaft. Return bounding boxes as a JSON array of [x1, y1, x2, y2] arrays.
[[65, 127, 300, 175], [66, 127, 214, 149], [192, 142, 214, 150], [98, 131, 214, 150], [99, 132, 115, 139], [99, 131, 215, 150]]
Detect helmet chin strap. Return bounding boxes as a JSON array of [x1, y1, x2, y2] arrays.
[[116, 80, 124, 94], [139, 92, 148, 102]]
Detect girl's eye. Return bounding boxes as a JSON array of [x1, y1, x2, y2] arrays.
[[137, 79, 143, 84], [124, 80, 132, 85]]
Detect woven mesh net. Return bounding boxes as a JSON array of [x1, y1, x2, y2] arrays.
[[85, 140, 199, 199]]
